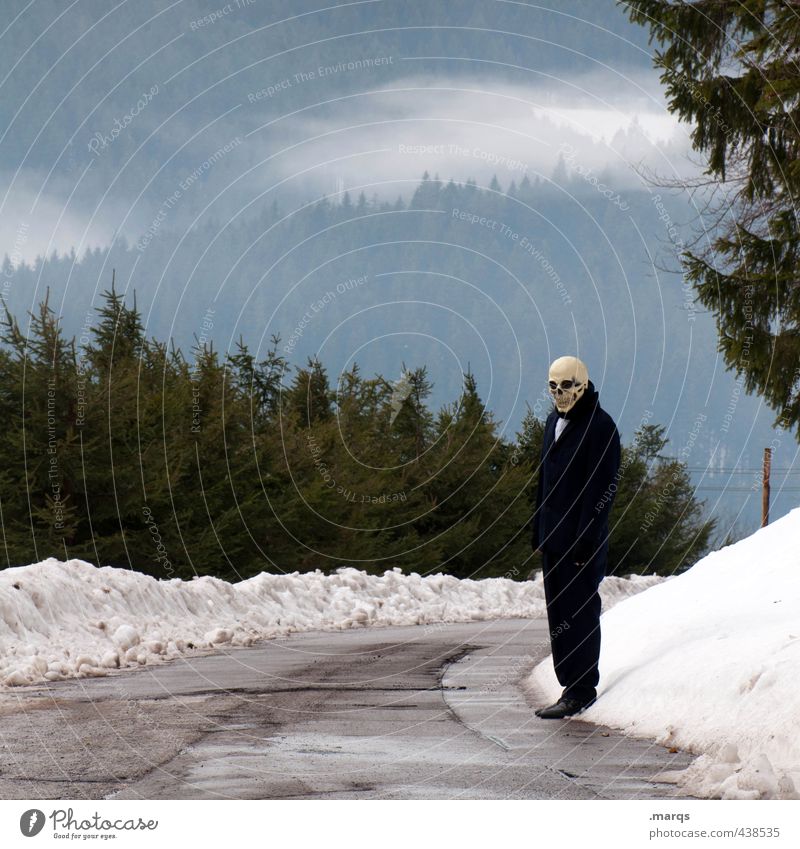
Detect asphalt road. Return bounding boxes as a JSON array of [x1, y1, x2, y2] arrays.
[[0, 617, 696, 799]]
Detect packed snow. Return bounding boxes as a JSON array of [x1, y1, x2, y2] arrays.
[[527, 507, 800, 800], [0, 558, 659, 688]]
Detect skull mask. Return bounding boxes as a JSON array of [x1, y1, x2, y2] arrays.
[[548, 356, 588, 414]]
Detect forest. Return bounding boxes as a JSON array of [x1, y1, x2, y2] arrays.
[[0, 286, 714, 580]]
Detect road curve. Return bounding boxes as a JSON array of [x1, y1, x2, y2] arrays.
[[0, 617, 695, 799]]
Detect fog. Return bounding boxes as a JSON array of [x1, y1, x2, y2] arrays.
[[2, 69, 694, 266]]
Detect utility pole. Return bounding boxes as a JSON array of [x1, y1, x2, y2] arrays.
[[761, 447, 772, 528]]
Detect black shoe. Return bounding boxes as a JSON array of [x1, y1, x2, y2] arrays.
[[535, 695, 595, 719]]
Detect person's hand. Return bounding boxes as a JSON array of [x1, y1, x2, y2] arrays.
[[573, 538, 595, 566]]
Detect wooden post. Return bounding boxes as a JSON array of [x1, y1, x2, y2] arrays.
[[761, 447, 772, 528]]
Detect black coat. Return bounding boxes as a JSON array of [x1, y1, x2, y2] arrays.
[[532, 380, 621, 556]]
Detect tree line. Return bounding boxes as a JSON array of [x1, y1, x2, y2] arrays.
[[0, 286, 714, 580]]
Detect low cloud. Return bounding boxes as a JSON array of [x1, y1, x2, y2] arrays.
[[1, 70, 698, 263], [245, 73, 695, 200]]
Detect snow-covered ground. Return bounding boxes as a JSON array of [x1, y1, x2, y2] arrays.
[[0, 559, 658, 688], [528, 507, 800, 800]]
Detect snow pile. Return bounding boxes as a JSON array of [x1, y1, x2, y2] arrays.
[[528, 507, 800, 800], [0, 558, 659, 688]]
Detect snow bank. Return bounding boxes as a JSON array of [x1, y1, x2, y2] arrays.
[[0, 558, 658, 688], [527, 507, 800, 800]]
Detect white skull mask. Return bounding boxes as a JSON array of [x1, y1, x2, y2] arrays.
[[548, 356, 589, 414]]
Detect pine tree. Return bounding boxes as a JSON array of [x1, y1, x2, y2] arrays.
[[606, 423, 716, 576], [0, 287, 714, 580], [383, 365, 434, 465], [0, 293, 81, 562], [285, 357, 333, 428], [410, 172, 442, 209], [75, 286, 176, 572], [420, 370, 530, 579], [626, 0, 800, 436], [226, 334, 288, 424]]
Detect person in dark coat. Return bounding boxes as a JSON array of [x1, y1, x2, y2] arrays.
[[531, 356, 621, 719]]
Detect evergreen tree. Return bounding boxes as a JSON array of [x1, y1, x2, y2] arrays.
[[421, 371, 531, 579], [383, 365, 434, 465], [606, 424, 716, 576], [226, 334, 288, 423], [626, 0, 800, 435], [0, 294, 81, 562], [285, 357, 333, 427], [75, 287, 181, 573], [0, 287, 715, 580], [410, 172, 442, 209]]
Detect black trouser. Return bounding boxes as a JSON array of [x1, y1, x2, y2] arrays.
[[541, 543, 606, 703]]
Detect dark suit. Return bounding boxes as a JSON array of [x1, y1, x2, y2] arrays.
[[532, 381, 621, 702]]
